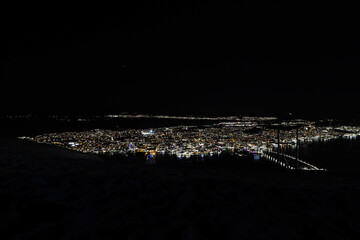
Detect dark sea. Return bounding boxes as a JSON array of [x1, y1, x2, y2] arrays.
[[1, 118, 360, 173], [297, 136, 360, 173]]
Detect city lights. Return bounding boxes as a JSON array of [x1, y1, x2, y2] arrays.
[[21, 116, 360, 163]]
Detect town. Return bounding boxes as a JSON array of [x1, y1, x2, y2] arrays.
[[20, 117, 360, 161]]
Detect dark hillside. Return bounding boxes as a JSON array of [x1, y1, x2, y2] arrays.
[[1, 146, 360, 239]]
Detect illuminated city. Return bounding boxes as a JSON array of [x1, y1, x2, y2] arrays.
[[21, 115, 360, 170], [3, 3, 360, 238]]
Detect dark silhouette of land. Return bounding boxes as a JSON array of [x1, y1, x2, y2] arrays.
[[1, 137, 360, 239]]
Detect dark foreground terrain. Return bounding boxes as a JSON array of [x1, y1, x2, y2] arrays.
[[1, 139, 360, 239]]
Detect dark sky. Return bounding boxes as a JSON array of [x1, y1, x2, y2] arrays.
[[2, 2, 360, 119]]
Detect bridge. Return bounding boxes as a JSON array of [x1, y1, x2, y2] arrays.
[[262, 150, 325, 171], [260, 122, 325, 170]]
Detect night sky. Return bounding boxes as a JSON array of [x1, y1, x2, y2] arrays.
[[2, 2, 359, 119]]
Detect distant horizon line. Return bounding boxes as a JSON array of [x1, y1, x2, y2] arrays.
[[0, 113, 275, 119], [0, 113, 351, 121]]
